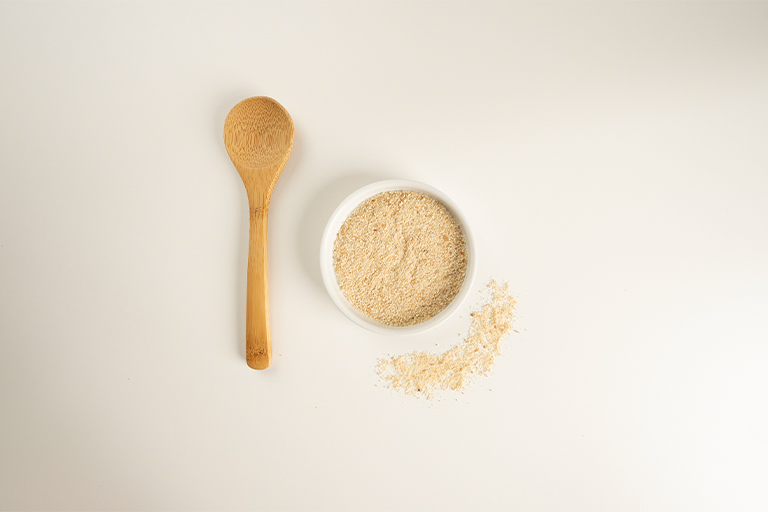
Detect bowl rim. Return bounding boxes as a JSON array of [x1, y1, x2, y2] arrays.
[[319, 179, 477, 336]]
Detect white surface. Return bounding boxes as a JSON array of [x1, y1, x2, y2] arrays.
[[1, 2, 767, 510], [320, 179, 477, 336]]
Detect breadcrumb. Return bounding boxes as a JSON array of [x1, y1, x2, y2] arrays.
[[376, 280, 517, 399], [333, 191, 467, 326]]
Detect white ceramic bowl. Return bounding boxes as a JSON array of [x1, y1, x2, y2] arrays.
[[320, 180, 477, 335]]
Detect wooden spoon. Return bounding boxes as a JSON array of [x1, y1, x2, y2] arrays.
[[224, 96, 294, 370]]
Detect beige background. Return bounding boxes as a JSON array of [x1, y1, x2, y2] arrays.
[[1, 2, 767, 510]]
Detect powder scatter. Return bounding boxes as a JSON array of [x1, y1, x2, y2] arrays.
[[333, 190, 467, 326], [376, 280, 517, 400]]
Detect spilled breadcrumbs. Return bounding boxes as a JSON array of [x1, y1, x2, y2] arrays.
[[376, 280, 516, 399]]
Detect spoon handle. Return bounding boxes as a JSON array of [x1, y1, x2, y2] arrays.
[[246, 204, 271, 369]]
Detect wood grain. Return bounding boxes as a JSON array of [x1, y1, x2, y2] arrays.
[[224, 97, 294, 370]]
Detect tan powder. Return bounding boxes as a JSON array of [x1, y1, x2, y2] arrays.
[[376, 280, 517, 400], [333, 190, 467, 326]]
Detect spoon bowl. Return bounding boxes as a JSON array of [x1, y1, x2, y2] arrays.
[[224, 96, 294, 370], [225, 98, 293, 171]]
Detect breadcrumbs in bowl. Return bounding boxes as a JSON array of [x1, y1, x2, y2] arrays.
[[320, 180, 477, 335]]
